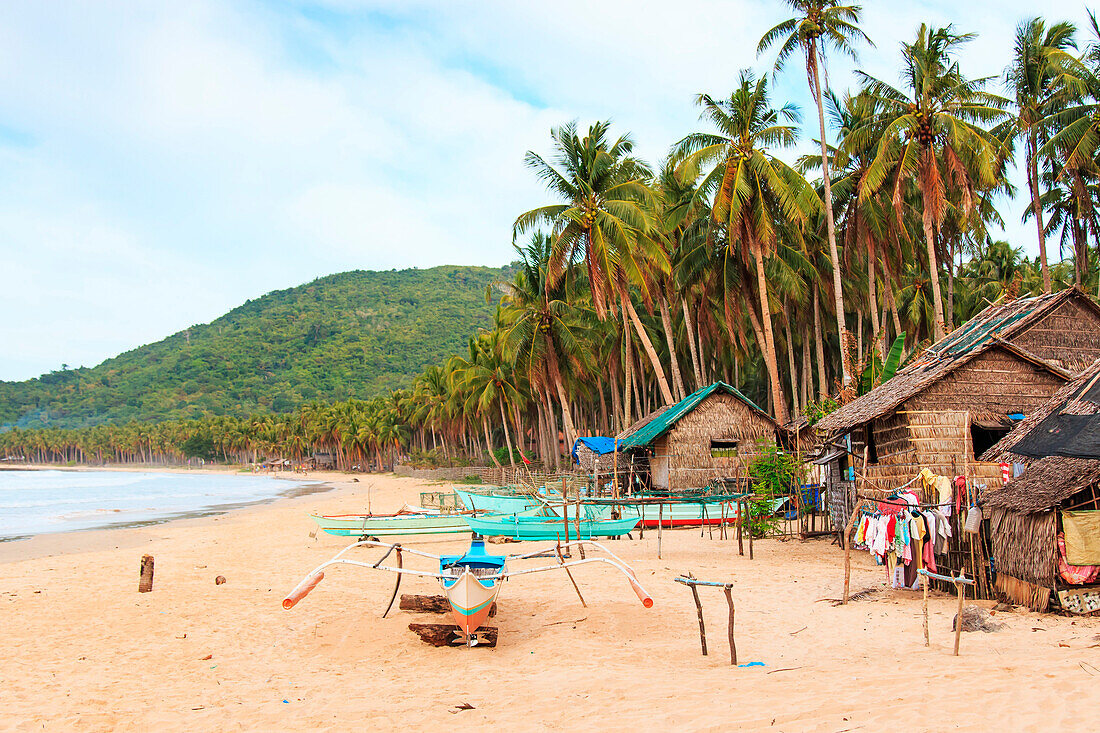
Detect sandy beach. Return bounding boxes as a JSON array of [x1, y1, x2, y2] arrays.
[[3, 470, 1098, 731]]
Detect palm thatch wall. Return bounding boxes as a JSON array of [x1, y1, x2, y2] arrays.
[[652, 392, 778, 490], [1012, 297, 1100, 374]]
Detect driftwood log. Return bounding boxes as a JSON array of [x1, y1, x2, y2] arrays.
[[408, 623, 498, 647], [138, 555, 154, 593], [399, 594, 497, 617]]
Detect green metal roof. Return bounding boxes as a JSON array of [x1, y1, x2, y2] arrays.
[[616, 382, 773, 449]]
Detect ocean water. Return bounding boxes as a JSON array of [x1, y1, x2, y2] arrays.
[[0, 469, 321, 541]]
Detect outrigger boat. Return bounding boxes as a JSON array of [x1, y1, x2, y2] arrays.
[[309, 507, 472, 538], [283, 536, 653, 646], [463, 507, 640, 540], [454, 486, 555, 514]]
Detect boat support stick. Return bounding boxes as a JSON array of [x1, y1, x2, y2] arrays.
[[382, 545, 403, 618], [555, 541, 587, 608]]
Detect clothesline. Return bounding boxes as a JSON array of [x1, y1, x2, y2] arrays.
[[855, 494, 951, 511]]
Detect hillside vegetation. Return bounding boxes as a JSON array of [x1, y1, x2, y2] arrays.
[[0, 265, 511, 428]]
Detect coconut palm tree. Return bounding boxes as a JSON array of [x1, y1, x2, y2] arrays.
[[858, 24, 1010, 341], [514, 121, 676, 407], [758, 0, 872, 388], [1002, 17, 1079, 293], [673, 70, 821, 424]]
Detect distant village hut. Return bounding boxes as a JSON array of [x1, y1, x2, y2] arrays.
[[572, 437, 616, 475], [815, 290, 1100, 530], [980, 359, 1100, 613], [615, 382, 781, 491]]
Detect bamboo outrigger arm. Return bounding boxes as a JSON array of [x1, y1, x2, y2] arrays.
[[502, 540, 654, 608]]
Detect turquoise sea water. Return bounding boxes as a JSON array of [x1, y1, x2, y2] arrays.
[[0, 469, 320, 541]]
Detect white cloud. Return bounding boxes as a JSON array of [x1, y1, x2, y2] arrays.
[[0, 0, 1089, 380]]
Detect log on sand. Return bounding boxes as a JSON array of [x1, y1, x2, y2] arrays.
[[399, 594, 497, 617], [408, 623, 498, 647]]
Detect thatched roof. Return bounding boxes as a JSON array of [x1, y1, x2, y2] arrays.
[[817, 290, 1081, 435], [984, 457, 1100, 512], [981, 359, 1100, 513], [616, 382, 774, 449], [982, 358, 1100, 463]]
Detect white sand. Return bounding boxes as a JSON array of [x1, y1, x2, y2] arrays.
[[3, 470, 1098, 731]]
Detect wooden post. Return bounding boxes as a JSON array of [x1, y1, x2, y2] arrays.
[[747, 499, 754, 560], [639, 502, 645, 539], [723, 585, 737, 665], [556, 542, 586, 608], [704, 502, 713, 540], [689, 580, 707, 656], [561, 478, 570, 547], [139, 554, 154, 593], [657, 502, 664, 559], [842, 502, 862, 605], [953, 575, 966, 657], [922, 573, 930, 647], [575, 497, 585, 559], [737, 499, 744, 556], [613, 439, 619, 499]]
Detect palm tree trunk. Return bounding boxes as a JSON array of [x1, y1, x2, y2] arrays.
[[813, 288, 827, 399], [621, 309, 633, 427], [922, 199, 947, 342], [1028, 130, 1051, 293], [609, 360, 623, 434], [658, 295, 687, 400], [801, 325, 811, 410], [682, 297, 703, 390], [621, 291, 675, 405], [810, 47, 850, 387], [546, 347, 578, 452], [867, 237, 883, 360], [481, 416, 499, 466], [752, 242, 789, 424], [783, 303, 798, 417], [947, 237, 956, 331], [498, 400, 516, 467]]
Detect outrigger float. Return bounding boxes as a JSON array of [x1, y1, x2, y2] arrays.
[[283, 536, 653, 646]]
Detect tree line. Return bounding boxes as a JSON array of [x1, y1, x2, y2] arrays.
[[7, 5, 1100, 470]]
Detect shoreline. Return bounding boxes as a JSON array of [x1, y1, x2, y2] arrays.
[[0, 466, 372, 563]]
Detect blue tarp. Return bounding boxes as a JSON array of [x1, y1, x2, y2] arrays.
[[571, 437, 617, 463]]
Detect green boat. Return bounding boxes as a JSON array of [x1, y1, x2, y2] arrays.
[[464, 509, 639, 540], [310, 510, 472, 537]]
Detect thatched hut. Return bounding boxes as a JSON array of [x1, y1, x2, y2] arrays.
[[616, 382, 781, 490], [571, 437, 617, 476], [980, 359, 1100, 612], [815, 290, 1100, 522]]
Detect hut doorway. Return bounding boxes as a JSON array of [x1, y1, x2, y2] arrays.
[[651, 454, 670, 489]]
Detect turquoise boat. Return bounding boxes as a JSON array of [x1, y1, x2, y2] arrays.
[[464, 509, 639, 540], [310, 511, 471, 537], [455, 487, 553, 514]]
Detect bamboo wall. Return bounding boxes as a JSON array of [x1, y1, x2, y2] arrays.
[[654, 392, 778, 490], [840, 348, 1066, 491], [1011, 297, 1100, 374]]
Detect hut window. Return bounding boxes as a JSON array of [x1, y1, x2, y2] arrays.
[[710, 439, 739, 458], [865, 426, 879, 465], [971, 421, 1010, 458]]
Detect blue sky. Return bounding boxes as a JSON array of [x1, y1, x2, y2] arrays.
[[0, 1, 1093, 381]]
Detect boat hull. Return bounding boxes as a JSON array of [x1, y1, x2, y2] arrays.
[[441, 569, 502, 635], [309, 513, 471, 537], [463, 514, 640, 540], [454, 489, 544, 514]]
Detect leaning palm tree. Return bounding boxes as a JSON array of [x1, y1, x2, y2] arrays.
[[857, 24, 1010, 341], [1002, 17, 1079, 293], [758, 0, 872, 388], [514, 121, 676, 407], [673, 71, 821, 424]]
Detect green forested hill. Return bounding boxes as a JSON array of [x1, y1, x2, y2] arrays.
[[0, 265, 512, 428]]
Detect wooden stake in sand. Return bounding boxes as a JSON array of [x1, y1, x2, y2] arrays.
[[139, 554, 154, 593], [922, 573, 930, 647], [917, 568, 974, 656], [674, 575, 737, 665], [556, 541, 587, 608], [842, 447, 870, 604]]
